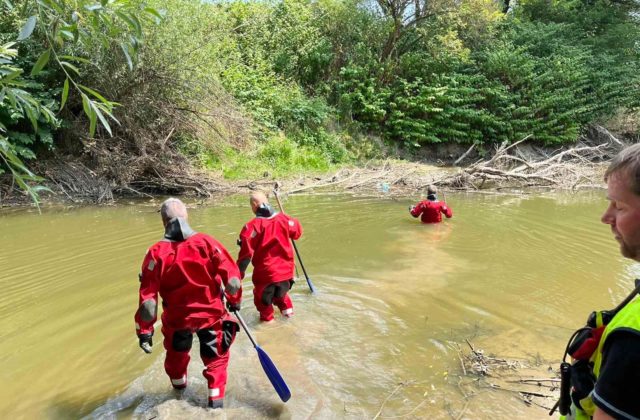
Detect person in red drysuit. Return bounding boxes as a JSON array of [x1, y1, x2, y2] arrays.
[[237, 191, 302, 322], [134, 198, 242, 409], [410, 185, 453, 224]]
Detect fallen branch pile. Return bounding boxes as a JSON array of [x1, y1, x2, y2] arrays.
[[246, 137, 621, 199], [44, 161, 114, 204], [450, 339, 560, 412], [440, 135, 618, 191]]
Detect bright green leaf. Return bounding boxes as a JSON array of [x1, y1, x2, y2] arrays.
[[81, 94, 91, 118], [144, 7, 166, 22], [89, 108, 97, 137], [116, 11, 138, 33], [30, 49, 51, 76], [60, 78, 69, 110], [60, 61, 80, 75], [59, 30, 74, 40], [78, 84, 109, 104], [91, 102, 112, 136], [0, 69, 23, 84], [82, 95, 97, 137], [60, 55, 92, 65]]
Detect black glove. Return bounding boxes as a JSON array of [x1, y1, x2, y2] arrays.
[[570, 359, 596, 409], [226, 301, 241, 312], [138, 333, 153, 354]]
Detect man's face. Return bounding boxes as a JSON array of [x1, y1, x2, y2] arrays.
[[602, 171, 640, 261]]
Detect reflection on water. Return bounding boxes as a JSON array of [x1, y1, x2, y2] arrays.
[[0, 191, 635, 419]]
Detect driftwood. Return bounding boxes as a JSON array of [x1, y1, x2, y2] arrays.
[[21, 132, 622, 205], [437, 136, 618, 191], [449, 339, 559, 412], [242, 136, 621, 200], [45, 161, 114, 204]]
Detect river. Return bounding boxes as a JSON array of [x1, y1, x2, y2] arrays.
[[1, 191, 637, 419]]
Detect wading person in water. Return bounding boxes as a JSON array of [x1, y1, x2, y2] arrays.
[[559, 144, 640, 420], [410, 185, 453, 224], [134, 198, 242, 409], [237, 191, 302, 323]]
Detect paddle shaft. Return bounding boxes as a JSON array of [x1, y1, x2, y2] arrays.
[[234, 310, 258, 349], [272, 190, 312, 285]]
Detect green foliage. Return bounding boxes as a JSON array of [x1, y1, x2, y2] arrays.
[[0, 0, 160, 204], [0, 41, 56, 206], [3, 0, 640, 202], [331, 0, 640, 147], [205, 135, 338, 180]]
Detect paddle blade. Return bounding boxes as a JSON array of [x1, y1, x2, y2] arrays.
[[306, 277, 316, 294], [256, 345, 291, 402]]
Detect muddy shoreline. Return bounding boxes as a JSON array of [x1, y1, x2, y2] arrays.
[[0, 132, 620, 208]]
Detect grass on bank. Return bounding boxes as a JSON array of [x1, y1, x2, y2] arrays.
[[178, 132, 353, 180]]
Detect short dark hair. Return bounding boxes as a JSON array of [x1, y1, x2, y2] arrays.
[[605, 144, 640, 195]]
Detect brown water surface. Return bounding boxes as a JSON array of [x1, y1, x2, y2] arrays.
[[0, 191, 636, 419]]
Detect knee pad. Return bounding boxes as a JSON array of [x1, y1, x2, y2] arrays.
[[261, 284, 276, 306], [197, 321, 239, 359], [273, 280, 291, 299], [220, 319, 239, 354], [171, 330, 193, 352], [197, 329, 219, 359]]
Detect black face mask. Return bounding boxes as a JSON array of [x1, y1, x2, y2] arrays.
[[255, 203, 275, 218], [164, 217, 196, 242]]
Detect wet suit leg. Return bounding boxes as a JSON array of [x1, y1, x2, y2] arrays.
[[197, 319, 238, 406], [254, 282, 276, 321], [272, 280, 293, 317], [162, 325, 192, 389]]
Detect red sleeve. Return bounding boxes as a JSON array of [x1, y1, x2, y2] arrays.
[[210, 240, 242, 305], [237, 223, 255, 279], [135, 248, 160, 335], [287, 215, 302, 240], [410, 202, 423, 217], [441, 202, 453, 218]]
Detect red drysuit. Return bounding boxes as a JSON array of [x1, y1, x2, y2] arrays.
[[135, 221, 242, 405], [237, 211, 302, 321], [411, 199, 453, 223]]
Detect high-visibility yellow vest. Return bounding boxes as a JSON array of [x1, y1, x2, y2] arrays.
[[561, 297, 640, 420]]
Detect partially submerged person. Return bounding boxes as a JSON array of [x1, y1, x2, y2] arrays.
[[237, 191, 302, 322], [410, 185, 453, 224], [557, 144, 640, 420], [134, 198, 242, 409]]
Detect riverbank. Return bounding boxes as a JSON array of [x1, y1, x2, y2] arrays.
[[0, 128, 624, 208]]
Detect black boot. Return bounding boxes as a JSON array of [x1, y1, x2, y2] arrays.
[[208, 399, 223, 409]]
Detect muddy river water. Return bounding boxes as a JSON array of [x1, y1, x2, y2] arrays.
[[1, 191, 638, 419]]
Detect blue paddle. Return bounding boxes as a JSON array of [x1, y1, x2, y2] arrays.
[[234, 310, 291, 402], [272, 188, 316, 294]]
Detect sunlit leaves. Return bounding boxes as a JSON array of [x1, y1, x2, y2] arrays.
[[17, 16, 37, 40], [79, 84, 119, 136], [1, 0, 162, 205], [60, 78, 69, 110], [30, 48, 51, 76], [15, 0, 164, 139]]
